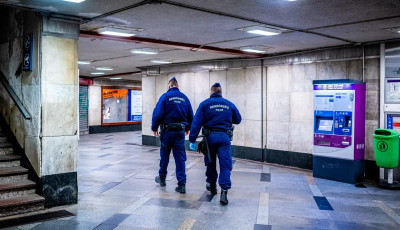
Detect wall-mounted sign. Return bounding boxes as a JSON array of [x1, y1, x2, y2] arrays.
[[23, 33, 34, 71], [130, 90, 142, 121]]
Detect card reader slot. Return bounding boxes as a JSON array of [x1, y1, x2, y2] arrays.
[[317, 140, 331, 146]]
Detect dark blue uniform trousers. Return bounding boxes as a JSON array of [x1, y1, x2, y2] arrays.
[[159, 131, 187, 185], [205, 132, 232, 190]]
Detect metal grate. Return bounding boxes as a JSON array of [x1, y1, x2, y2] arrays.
[[79, 85, 89, 132]]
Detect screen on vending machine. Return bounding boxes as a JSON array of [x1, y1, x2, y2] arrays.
[[318, 120, 333, 132]]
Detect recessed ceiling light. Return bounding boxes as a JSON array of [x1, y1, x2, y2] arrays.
[[91, 72, 105, 75], [95, 67, 114, 71], [240, 47, 268, 53], [131, 48, 158, 55], [110, 77, 122, 80], [151, 60, 172, 64], [384, 27, 400, 34], [63, 0, 85, 3], [78, 60, 91, 65], [241, 26, 282, 36], [98, 28, 135, 37]]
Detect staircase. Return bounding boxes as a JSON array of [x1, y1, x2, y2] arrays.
[[0, 126, 45, 217]]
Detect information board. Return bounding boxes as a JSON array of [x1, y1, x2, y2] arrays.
[[130, 90, 142, 121], [386, 79, 400, 103]]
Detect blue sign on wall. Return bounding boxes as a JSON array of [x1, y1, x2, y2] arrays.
[[23, 33, 34, 72]]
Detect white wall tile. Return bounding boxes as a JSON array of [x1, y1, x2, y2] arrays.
[[42, 84, 77, 136], [267, 66, 290, 93], [88, 85, 101, 126], [41, 135, 78, 176], [227, 69, 246, 94], [290, 92, 313, 123], [267, 93, 289, 122], [291, 63, 316, 92], [317, 61, 347, 80], [41, 36, 78, 85], [267, 121, 289, 151], [288, 122, 313, 154]]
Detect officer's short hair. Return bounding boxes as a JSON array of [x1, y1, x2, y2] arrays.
[[169, 80, 178, 87], [211, 86, 222, 94]]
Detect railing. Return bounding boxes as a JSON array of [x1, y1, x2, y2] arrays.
[[0, 71, 31, 120]]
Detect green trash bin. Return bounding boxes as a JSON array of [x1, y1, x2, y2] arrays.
[[373, 129, 400, 169]]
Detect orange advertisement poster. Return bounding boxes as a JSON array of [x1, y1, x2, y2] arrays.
[[102, 89, 128, 99]]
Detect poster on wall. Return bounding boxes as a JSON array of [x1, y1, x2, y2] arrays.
[[386, 79, 400, 103], [102, 89, 128, 123], [130, 90, 142, 121]]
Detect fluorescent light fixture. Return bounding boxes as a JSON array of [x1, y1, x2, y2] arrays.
[[131, 48, 158, 55], [243, 26, 282, 36], [78, 60, 91, 65], [384, 27, 400, 34], [98, 28, 135, 37], [63, 0, 85, 3], [95, 67, 113, 71], [91, 72, 105, 75], [110, 77, 122, 80], [240, 47, 268, 53], [151, 60, 172, 64], [288, 0, 297, 2]]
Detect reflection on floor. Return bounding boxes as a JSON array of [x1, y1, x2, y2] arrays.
[[5, 131, 400, 230]]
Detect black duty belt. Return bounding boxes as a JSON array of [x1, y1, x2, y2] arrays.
[[161, 123, 185, 132], [202, 127, 234, 141]]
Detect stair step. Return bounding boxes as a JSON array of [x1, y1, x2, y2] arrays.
[[0, 155, 21, 162], [0, 142, 13, 148], [0, 167, 28, 183], [0, 136, 7, 142], [0, 194, 45, 217], [0, 147, 14, 155], [0, 167, 28, 176], [0, 180, 36, 199]]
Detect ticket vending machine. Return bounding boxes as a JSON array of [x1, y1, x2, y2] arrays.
[[313, 79, 366, 183]]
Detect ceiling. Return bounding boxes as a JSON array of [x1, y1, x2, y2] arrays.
[[1, 0, 400, 81]]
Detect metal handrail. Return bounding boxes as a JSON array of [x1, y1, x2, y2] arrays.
[[0, 71, 31, 120]]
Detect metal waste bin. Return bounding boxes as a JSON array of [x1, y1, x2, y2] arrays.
[[373, 129, 399, 169]]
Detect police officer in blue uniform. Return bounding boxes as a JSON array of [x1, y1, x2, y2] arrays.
[[152, 77, 194, 193], [189, 83, 242, 204]]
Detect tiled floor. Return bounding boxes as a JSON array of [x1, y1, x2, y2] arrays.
[[5, 131, 400, 230]]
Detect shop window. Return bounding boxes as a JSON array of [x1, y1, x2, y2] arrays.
[[102, 87, 142, 126]]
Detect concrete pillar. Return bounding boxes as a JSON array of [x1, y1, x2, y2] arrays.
[[40, 17, 80, 206], [0, 6, 79, 207]]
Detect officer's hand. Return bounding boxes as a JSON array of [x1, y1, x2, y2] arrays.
[[189, 142, 196, 151], [185, 131, 189, 136], [153, 131, 159, 137]]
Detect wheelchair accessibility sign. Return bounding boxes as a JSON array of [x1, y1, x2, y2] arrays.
[[23, 33, 34, 71]]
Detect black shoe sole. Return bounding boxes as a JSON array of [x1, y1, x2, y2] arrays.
[[206, 187, 218, 195], [220, 200, 228, 205], [155, 177, 166, 187], [175, 187, 186, 194], [206, 184, 218, 195]]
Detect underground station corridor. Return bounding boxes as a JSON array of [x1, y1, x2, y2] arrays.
[[1, 0, 400, 230], [3, 131, 400, 230]]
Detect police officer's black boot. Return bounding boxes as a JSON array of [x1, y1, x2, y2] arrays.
[[175, 184, 186, 194], [206, 182, 217, 195], [155, 176, 166, 187], [220, 190, 228, 205]]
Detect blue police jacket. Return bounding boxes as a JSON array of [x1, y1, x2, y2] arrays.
[[189, 93, 242, 143], [151, 87, 194, 132]]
